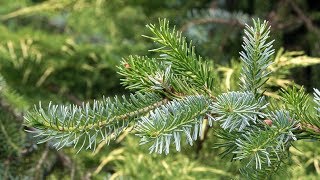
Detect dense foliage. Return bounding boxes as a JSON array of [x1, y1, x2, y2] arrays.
[[24, 16, 320, 179], [1, 0, 320, 179]]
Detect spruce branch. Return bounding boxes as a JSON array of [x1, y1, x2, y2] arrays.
[[22, 17, 320, 178], [280, 87, 311, 121], [236, 110, 297, 179], [210, 91, 267, 132], [144, 19, 218, 97], [118, 56, 207, 98], [214, 110, 297, 178], [136, 95, 213, 154], [24, 92, 166, 151], [118, 56, 170, 92], [213, 128, 240, 158], [239, 156, 288, 180], [280, 86, 320, 135], [239, 19, 275, 95], [234, 110, 297, 168]]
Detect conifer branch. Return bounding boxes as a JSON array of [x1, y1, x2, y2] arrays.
[[118, 55, 201, 99], [211, 91, 267, 132], [24, 92, 167, 151], [280, 87, 320, 136], [22, 17, 320, 178], [144, 19, 218, 97], [232, 110, 297, 178], [136, 95, 213, 154], [239, 19, 275, 95], [118, 56, 169, 92]]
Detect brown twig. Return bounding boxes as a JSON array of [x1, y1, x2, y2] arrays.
[[196, 119, 211, 157], [0, 0, 74, 21], [56, 151, 72, 169], [47, 84, 82, 106], [0, 97, 24, 122], [288, 0, 320, 35], [301, 123, 320, 133], [71, 161, 76, 180], [180, 18, 245, 33], [34, 145, 50, 180], [83, 172, 92, 180], [263, 119, 320, 134], [180, 2, 306, 35]]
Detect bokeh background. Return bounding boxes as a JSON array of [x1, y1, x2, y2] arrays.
[[1, 0, 320, 179]]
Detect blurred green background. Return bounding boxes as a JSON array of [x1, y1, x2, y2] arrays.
[[0, 0, 320, 179]]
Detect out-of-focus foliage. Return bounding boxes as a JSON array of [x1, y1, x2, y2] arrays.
[[1, 0, 320, 179]]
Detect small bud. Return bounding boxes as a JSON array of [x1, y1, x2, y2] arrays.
[[264, 119, 272, 126], [124, 63, 130, 69]]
